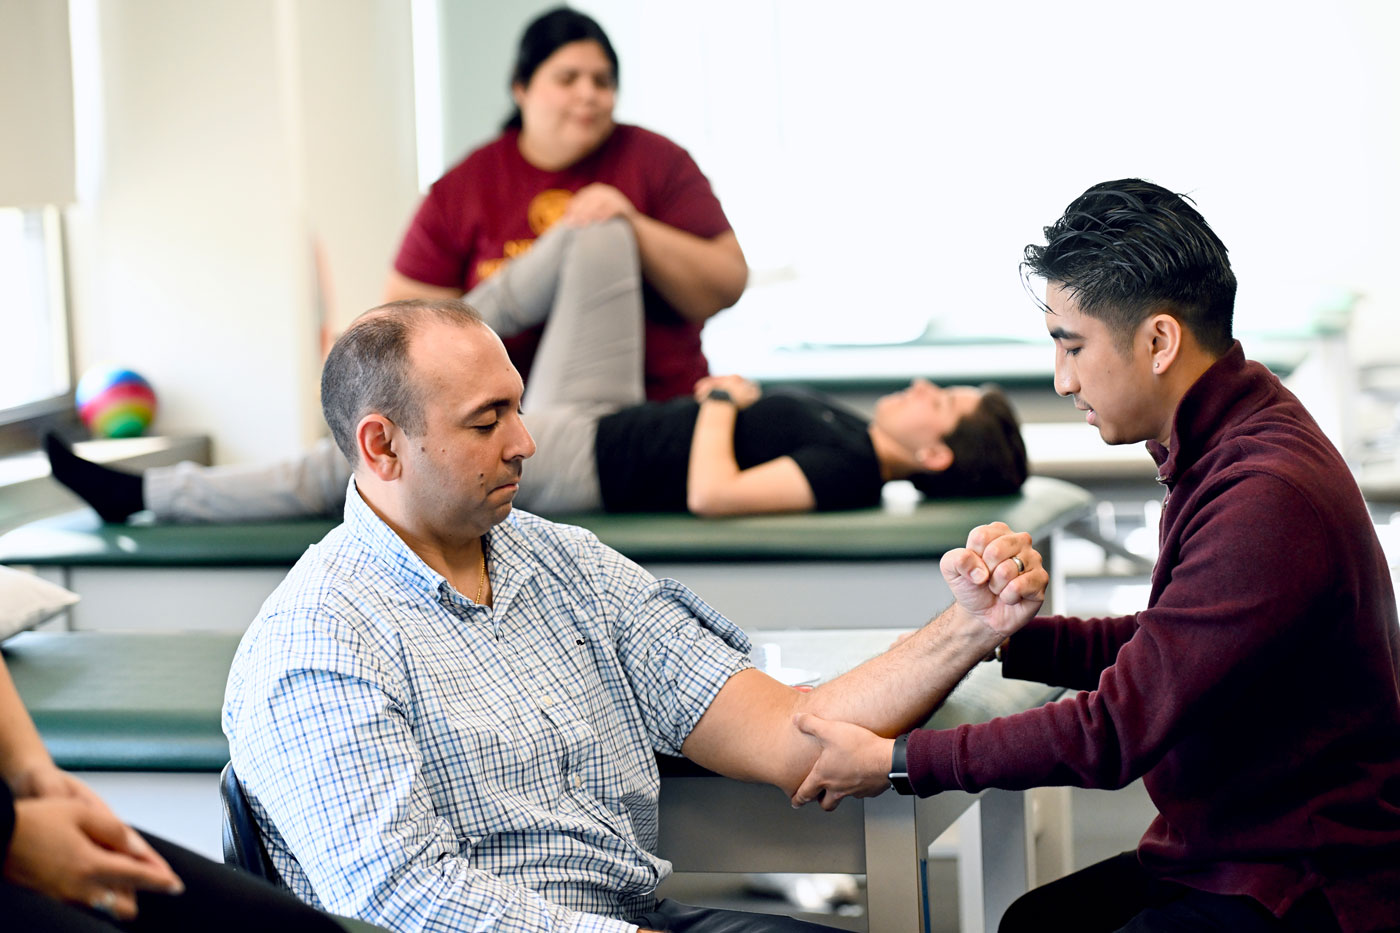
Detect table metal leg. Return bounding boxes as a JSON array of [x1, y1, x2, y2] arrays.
[[863, 792, 923, 933], [976, 789, 1033, 932]]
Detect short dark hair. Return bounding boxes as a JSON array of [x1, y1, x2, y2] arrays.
[[321, 299, 484, 464], [1022, 178, 1236, 355], [503, 7, 619, 131], [909, 386, 1028, 498]]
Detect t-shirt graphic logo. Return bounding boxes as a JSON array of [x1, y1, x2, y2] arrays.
[[528, 189, 573, 234]]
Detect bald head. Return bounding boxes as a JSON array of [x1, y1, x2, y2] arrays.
[[320, 299, 485, 465]]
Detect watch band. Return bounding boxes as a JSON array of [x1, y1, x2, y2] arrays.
[[703, 388, 734, 403], [888, 733, 914, 795]]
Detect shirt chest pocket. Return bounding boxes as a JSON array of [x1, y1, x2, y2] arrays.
[[535, 678, 644, 842], [535, 678, 602, 776]]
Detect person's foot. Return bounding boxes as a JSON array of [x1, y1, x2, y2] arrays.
[[43, 433, 145, 523]]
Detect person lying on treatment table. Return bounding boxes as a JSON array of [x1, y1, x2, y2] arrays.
[[789, 179, 1400, 933], [221, 298, 1048, 933], [47, 221, 1026, 524]]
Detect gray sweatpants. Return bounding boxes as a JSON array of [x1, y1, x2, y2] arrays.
[[146, 219, 647, 521]]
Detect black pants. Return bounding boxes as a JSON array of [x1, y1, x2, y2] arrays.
[[632, 898, 848, 933], [0, 831, 344, 933], [998, 851, 1343, 933]]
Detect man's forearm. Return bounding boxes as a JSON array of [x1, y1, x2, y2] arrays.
[[796, 601, 1005, 736], [681, 604, 1002, 797], [686, 522, 1045, 798]]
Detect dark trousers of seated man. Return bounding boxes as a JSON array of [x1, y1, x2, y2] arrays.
[[0, 832, 343, 933], [633, 897, 847, 933], [999, 851, 1354, 933]]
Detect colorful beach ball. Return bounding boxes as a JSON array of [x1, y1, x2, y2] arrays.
[[75, 367, 157, 438]]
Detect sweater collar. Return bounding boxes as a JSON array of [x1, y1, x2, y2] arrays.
[[1146, 341, 1274, 483]]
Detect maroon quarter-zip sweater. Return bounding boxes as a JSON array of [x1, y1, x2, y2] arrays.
[[907, 343, 1400, 931]]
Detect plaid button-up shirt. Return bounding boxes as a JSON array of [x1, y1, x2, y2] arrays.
[[224, 482, 751, 933]]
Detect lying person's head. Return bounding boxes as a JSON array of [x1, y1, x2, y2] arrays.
[[871, 380, 1028, 497]]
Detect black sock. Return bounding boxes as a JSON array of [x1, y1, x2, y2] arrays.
[[44, 433, 146, 523]]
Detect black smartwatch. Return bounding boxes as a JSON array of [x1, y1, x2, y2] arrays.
[[888, 734, 914, 795], [704, 388, 735, 404]]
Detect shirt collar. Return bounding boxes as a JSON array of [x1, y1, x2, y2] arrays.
[[343, 478, 451, 602], [1146, 341, 1274, 483], [342, 479, 538, 609]]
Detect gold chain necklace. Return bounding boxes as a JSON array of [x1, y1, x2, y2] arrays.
[[474, 541, 488, 605]]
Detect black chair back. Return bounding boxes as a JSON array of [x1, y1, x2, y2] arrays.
[[219, 760, 281, 884]]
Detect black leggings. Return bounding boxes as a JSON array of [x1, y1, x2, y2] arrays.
[[0, 831, 343, 932], [998, 851, 1343, 933]]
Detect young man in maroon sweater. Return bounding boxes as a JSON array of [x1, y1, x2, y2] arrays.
[[790, 179, 1400, 932]]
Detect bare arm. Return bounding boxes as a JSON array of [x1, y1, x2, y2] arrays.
[[562, 184, 748, 324], [0, 659, 55, 793], [681, 523, 1048, 798], [387, 182, 747, 325], [631, 222, 747, 323], [685, 375, 815, 516]]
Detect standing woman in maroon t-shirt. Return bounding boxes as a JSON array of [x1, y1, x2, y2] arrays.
[[384, 7, 748, 402]]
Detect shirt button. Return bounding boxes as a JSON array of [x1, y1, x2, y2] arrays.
[[541, 695, 555, 707], [573, 774, 584, 789]]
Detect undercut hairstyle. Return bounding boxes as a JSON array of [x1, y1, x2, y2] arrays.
[[1022, 178, 1236, 355], [320, 299, 484, 464], [909, 386, 1028, 499], [503, 7, 619, 131]]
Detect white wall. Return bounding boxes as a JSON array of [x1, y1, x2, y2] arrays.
[[44, 0, 1400, 467], [582, 0, 1400, 371], [0, 0, 75, 207], [435, 0, 557, 167], [294, 0, 420, 337], [1335, 0, 1400, 368], [65, 0, 418, 465]]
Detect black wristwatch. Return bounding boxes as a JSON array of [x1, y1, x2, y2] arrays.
[[704, 388, 735, 404], [888, 734, 914, 795]]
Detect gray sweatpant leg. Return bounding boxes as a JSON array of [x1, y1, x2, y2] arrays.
[[146, 220, 647, 521], [145, 437, 350, 522], [489, 219, 647, 514]]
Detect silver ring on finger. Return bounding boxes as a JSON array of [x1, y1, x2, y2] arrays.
[[92, 888, 119, 916], [1011, 556, 1026, 574]]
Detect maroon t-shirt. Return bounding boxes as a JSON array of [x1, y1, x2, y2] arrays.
[[394, 124, 732, 401]]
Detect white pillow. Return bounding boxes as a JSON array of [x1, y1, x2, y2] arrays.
[[0, 565, 79, 641]]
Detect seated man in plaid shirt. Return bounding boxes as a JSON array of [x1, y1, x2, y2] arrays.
[[222, 298, 1044, 933]]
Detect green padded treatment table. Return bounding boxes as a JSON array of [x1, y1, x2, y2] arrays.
[[4, 630, 237, 771], [0, 476, 1093, 632], [0, 516, 341, 567], [0, 476, 1089, 565], [558, 476, 1092, 561]]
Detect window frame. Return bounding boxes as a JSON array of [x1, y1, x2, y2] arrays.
[[0, 206, 78, 456]]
